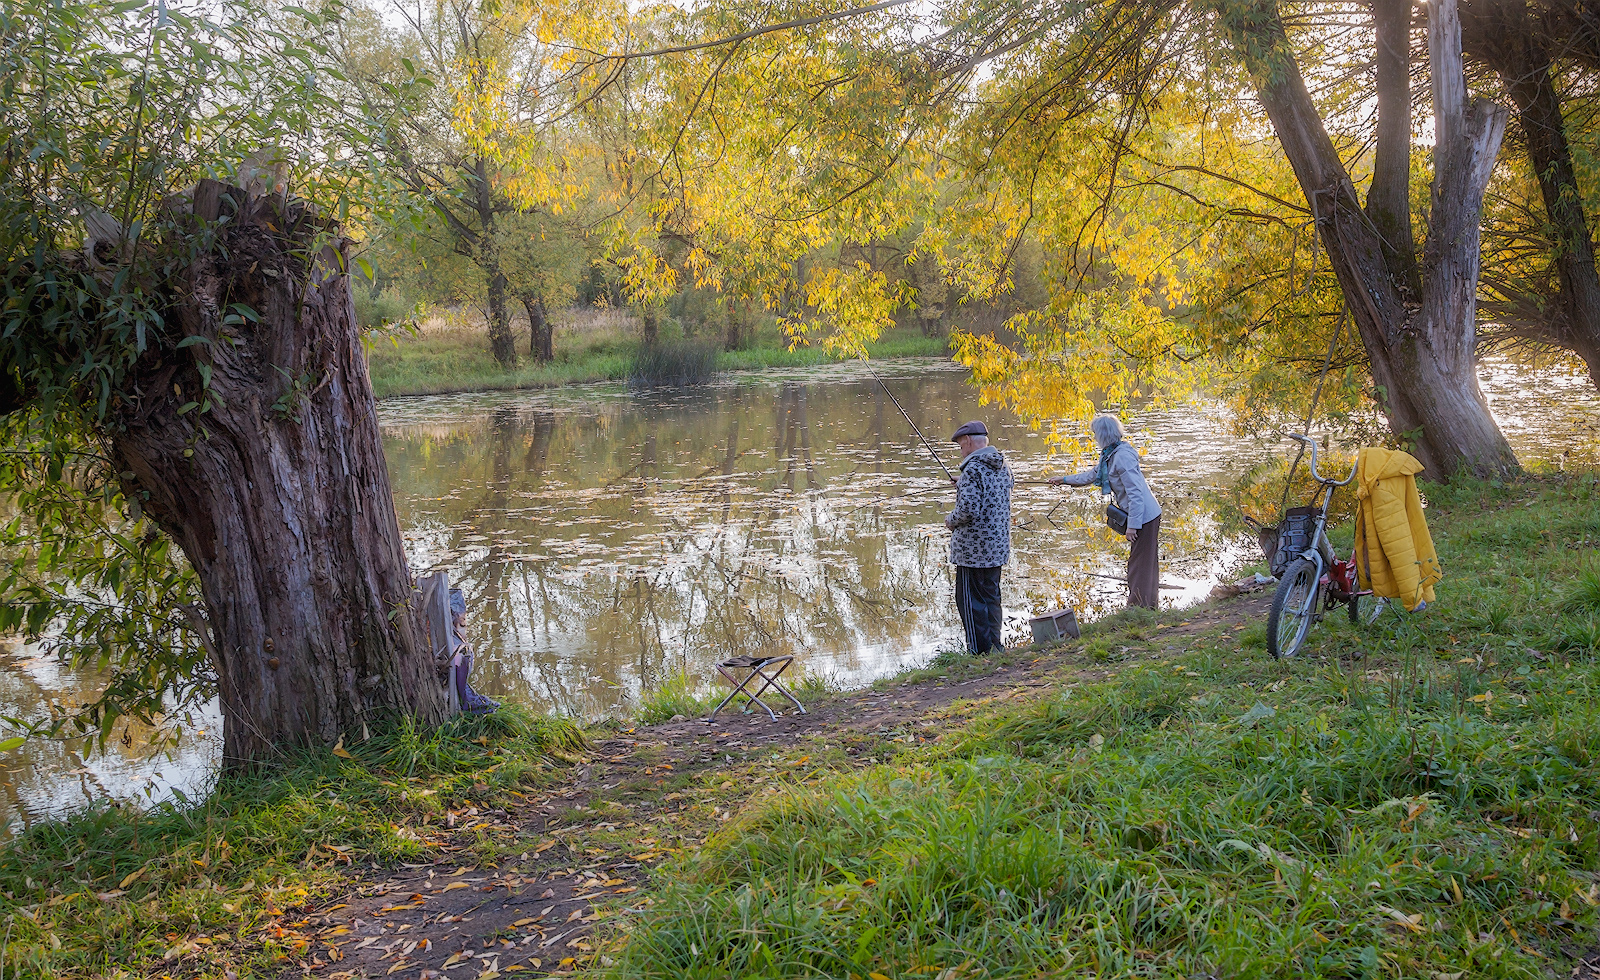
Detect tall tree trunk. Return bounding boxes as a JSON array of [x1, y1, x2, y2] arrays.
[[1403, 0, 1519, 476], [486, 264, 516, 367], [1221, 0, 1519, 479], [1494, 36, 1600, 386], [524, 294, 553, 362], [640, 304, 659, 346], [112, 180, 448, 767], [723, 297, 743, 352], [1367, 0, 1421, 297], [475, 158, 516, 368]]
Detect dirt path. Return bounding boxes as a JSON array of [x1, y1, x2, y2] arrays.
[[274, 591, 1273, 980]]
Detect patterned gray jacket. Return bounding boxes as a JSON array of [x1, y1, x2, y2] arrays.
[[945, 446, 1013, 567]]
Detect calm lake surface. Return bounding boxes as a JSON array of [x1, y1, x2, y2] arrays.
[[2, 357, 1596, 829]]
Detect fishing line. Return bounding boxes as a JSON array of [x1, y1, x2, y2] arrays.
[[860, 359, 955, 481], [1077, 569, 1185, 591], [833, 478, 1066, 523]]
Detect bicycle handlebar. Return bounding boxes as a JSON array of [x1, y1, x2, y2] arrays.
[[1289, 433, 1359, 486]]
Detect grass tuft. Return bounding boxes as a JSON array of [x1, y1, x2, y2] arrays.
[[628, 338, 720, 387], [637, 672, 714, 724], [1559, 567, 1600, 614], [0, 704, 583, 978]]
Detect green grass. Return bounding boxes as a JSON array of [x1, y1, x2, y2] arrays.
[[596, 470, 1600, 979], [10, 470, 1598, 979], [366, 326, 636, 399], [637, 671, 716, 724], [0, 705, 584, 979], [365, 317, 951, 399]]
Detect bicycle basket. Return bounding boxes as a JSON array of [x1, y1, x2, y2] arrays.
[[1271, 506, 1321, 577]]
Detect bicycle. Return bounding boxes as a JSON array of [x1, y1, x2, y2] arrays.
[[1265, 434, 1385, 659]]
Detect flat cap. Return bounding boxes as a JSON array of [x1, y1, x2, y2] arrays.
[[949, 419, 989, 441]]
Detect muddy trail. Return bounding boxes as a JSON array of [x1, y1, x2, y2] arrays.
[[270, 592, 1272, 980]]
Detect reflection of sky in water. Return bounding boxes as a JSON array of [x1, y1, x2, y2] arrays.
[[3, 357, 1596, 830], [0, 641, 222, 834], [378, 362, 1277, 721], [1481, 356, 1600, 467]]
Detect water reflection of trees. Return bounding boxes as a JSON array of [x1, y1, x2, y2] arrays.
[[383, 379, 984, 716], [0, 642, 217, 830], [380, 375, 1274, 717]]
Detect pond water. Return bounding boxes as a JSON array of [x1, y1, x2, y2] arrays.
[[2, 356, 1596, 830]]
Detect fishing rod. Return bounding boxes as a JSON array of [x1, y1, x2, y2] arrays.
[[1078, 570, 1186, 591], [860, 359, 955, 482]]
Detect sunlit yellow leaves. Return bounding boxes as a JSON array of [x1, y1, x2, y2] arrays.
[[784, 263, 907, 356]]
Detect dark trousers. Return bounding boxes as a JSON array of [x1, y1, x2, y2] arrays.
[[1128, 515, 1161, 609], [955, 565, 1004, 654]]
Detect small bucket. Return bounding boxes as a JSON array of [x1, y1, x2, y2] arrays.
[[1029, 608, 1081, 644]]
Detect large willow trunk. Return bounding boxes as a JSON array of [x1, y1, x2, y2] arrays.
[[1225, 0, 1519, 479], [112, 180, 448, 767]]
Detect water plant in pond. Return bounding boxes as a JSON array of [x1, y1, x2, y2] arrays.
[[628, 338, 721, 388]]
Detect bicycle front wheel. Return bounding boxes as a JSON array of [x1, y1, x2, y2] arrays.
[[1268, 558, 1319, 659]]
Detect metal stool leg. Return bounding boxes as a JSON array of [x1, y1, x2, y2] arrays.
[[742, 661, 806, 715], [711, 664, 760, 717]]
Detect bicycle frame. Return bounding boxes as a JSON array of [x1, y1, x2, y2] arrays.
[[1285, 435, 1358, 620]]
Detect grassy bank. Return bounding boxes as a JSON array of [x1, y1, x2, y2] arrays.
[[2, 472, 1596, 979], [0, 708, 584, 979], [366, 311, 951, 399], [601, 472, 1600, 978]]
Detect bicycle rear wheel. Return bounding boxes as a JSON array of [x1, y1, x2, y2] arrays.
[[1268, 558, 1318, 659]]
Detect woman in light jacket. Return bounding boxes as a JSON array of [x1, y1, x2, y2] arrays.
[[1048, 414, 1163, 609]]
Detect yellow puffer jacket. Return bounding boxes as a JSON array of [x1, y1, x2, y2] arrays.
[[1354, 448, 1441, 611]]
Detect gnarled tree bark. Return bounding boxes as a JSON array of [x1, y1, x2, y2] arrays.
[[1367, 0, 1421, 298], [113, 180, 448, 767], [1221, 0, 1519, 479]]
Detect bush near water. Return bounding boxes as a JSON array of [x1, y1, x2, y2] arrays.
[[1, 471, 1598, 978]]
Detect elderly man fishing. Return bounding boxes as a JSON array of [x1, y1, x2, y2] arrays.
[[945, 420, 1015, 654]]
